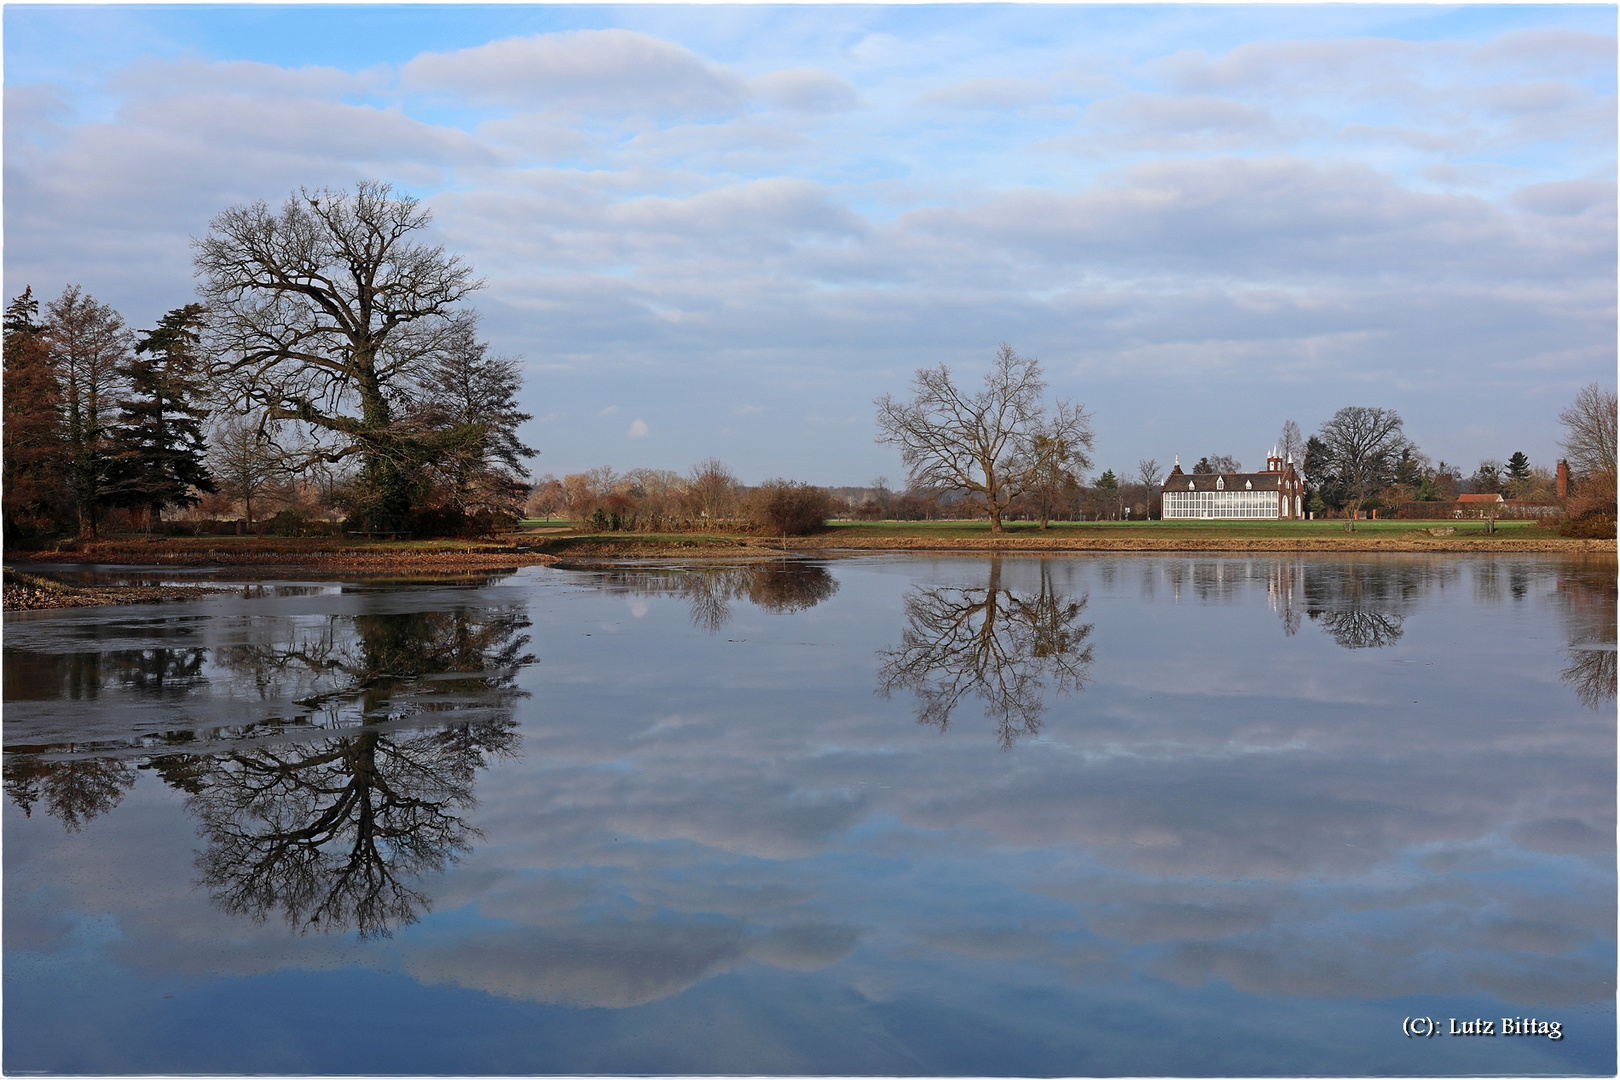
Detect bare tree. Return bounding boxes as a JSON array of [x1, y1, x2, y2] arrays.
[[46, 286, 131, 536], [210, 412, 285, 525], [1135, 458, 1163, 519], [195, 181, 483, 528], [686, 457, 742, 530], [1314, 406, 1411, 520], [1559, 384, 1617, 516], [1023, 431, 1084, 529], [874, 344, 1093, 533], [525, 474, 565, 520], [1278, 419, 1304, 465]]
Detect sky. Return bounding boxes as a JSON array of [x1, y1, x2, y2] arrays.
[[4, 4, 1616, 486]]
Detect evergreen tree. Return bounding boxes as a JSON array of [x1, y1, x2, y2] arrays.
[[111, 304, 216, 524], [47, 285, 131, 537], [1506, 451, 1531, 482], [408, 325, 536, 516], [2, 288, 72, 539]]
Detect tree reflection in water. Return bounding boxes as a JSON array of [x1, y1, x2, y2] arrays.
[[3, 647, 212, 826], [174, 607, 532, 938], [592, 560, 839, 632], [1557, 565, 1617, 709], [4, 754, 137, 830], [185, 717, 517, 939], [7, 604, 534, 939], [1300, 561, 1454, 649], [878, 560, 1093, 749]]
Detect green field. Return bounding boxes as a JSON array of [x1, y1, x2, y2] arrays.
[[817, 517, 1542, 540]]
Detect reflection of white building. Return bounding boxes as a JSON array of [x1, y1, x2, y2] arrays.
[[1160, 450, 1306, 520]]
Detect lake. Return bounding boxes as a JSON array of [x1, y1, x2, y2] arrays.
[[3, 554, 1614, 1076]]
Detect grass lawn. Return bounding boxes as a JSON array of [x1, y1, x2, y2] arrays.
[[821, 518, 1543, 540]]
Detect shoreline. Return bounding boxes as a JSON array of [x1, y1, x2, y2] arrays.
[[5, 530, 1613, 565], [4, 532, 1612, 610]]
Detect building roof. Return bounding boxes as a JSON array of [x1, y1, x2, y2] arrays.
[[1456, 493, 1505, 503], [1161, 471, 1291, 493]]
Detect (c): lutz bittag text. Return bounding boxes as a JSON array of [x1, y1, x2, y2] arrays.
[[1404, 1016, 1563, 1040]]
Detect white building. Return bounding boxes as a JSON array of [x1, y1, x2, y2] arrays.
[[1160, 450, 1306, 520]]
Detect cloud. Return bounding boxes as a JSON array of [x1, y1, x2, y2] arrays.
[[751, 68, 858, 113], [923, 77, 1052, 110], [750, 923, 860, 970], [112, 56, 385, 100], [1085, 92, 1278, 138], [400, 29, 747, 114], [4, 83, 73, 137], [597, 405, 620, 416], [1510, 178, 1615, 217], [404, 921, 751, 1007], [627, 419, 650, 438], [1472, 28, 1617, 73]]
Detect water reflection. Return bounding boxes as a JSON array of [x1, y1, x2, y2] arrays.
[[180, 718, 517, 938], [5, 599, 535, 937], [1557, 564, 1617, 709], [877, 559, 1093, 748], [586, 560, 839, 631], [1263, 560, 1458, 649], [3, 755, 136, 830]]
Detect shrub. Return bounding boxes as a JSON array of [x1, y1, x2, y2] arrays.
[[407, 506, 466, 538], [263, 508, 314, 537], [1560, 514, 1617, 539], [749, 480, 835, 536]]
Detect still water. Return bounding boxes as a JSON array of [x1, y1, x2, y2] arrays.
[[3, 555, 1614, 1076]]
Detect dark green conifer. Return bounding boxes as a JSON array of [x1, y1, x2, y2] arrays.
[[111, 304, 216, 524]]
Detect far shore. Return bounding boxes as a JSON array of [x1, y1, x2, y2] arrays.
[[5, 522, 1613, 610], [3, 519, 1613, 575]]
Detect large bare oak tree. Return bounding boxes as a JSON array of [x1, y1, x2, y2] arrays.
[[875, 344, 1092, 533], [195, 181, 482, 527], [1313, 405, 1412, 520]]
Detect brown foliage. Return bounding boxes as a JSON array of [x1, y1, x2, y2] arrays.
[[748, 480, 835, 536]]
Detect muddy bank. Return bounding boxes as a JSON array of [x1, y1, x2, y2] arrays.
[[4, 529, 1611, 592], [3, 568, 231, 610]]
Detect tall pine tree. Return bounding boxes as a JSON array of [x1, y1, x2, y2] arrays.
[[111, 303, 216, 525], [2, 287, 72, 540]]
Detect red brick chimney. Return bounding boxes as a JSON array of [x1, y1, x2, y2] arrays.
[[1556, 459, 1569, 499]]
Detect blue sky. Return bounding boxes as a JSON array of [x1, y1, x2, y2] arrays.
[[5, 4, 1615, 485]]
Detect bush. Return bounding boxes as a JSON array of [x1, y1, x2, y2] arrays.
[[748, 480, 835, 536], [263, 509, 313, 537], [1560, 514, 1617, 539]]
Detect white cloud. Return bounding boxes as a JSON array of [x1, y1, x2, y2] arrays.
[[627, 419, 650, 438], [597, 405, 620, 416], [923, 77, 1052, 110], [751, 68, 858, 113], [400, 29, 747, 115]]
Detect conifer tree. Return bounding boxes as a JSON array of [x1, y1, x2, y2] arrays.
[[2, 288, 72, 539], [1506, 451, 1531, 482], [47, 285, 131, 537], [112, 303, 216, 524]]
